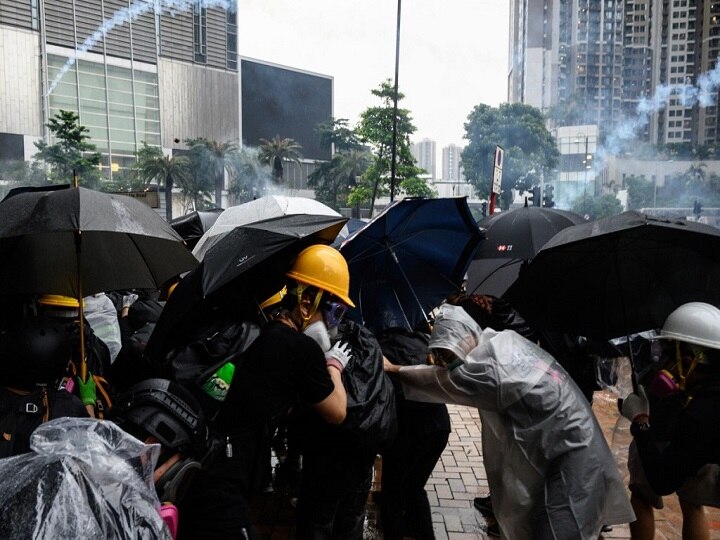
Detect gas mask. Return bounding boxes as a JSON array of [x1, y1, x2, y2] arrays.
[[155, 454, 202, 505], [647, 341, 704, 399], [304, 320, 332, 352]]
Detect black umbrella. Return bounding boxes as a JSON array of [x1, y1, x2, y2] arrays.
[[506, 210, 720, 342], [0, 184, 198, 379], [145, 213, 347, 364], [170, 209, 224, 250], [475, 203, 586, 261], [340, 197, 483, 333], [468, 203, 585, 296]]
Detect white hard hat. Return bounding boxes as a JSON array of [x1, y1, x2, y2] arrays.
[[659, 302, 720, 350]]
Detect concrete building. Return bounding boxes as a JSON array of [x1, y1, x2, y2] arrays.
[[0, 1, 332, 208], [411, 138, 436, 180], [0, 0, 239, 182], [441, 143, 465, 183], [508, 0, 720, 146], [552, 124, 599, 210]]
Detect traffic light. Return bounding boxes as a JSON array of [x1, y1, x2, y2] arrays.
[[481, 201, 488, 217], [693, 200, 703, 215], [530, 186, 541, 206], [543, 184, 555, 208]]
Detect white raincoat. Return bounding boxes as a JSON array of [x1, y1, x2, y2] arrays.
[[398, 304, 634, 539]]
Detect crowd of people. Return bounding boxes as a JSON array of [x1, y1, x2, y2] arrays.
[[1, 238, 720, 540]]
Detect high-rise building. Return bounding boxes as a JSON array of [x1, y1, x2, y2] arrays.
[[411, 138, 436, 179], [441, 144, 465, 183], [0, 0, 239, 180], [508, 0, 720, 146]]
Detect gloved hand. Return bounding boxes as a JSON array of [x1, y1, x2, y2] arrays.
[[620, 385, 649, 423], [122, 293, 139, 310], [325, 341, 352, 372], [77, 374, 97, 407]]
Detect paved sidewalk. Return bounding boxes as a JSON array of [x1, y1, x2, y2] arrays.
[[251, 390, 720, 539]]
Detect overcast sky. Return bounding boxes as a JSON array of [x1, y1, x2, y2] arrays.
[[237, 0, 510, 150]]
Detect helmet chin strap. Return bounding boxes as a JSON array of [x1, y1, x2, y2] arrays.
[[295, 284, 325, 330]]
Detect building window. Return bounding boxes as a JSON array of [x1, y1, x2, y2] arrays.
[[193, 1, 207, 64], [226, 8, 237, 70], [31, 0, 39, 30]]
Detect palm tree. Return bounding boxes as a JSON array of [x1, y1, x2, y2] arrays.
[[258, 136, 303, 184], [227, 146, 268, 204], [134, 142, 189, 221], [186, 138, 239, 208]]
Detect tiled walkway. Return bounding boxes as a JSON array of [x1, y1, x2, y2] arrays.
[[251, 391, 720, 539]]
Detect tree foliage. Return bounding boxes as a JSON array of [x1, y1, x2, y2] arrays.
[[308, 149, 372, 210], [227, 146, 269, 204], [133, 142, 190, 221], [33, 110, 102, 187], [570, 193, 623, 220], [625, 165, 720, 211], [461, 103, 559, 209], [353, 80, 433, 211], [315, 118, 363, 153], [185, 138, 238, 208], [258, 136, 303, 183]]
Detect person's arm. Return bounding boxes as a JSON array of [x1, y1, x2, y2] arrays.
[[311, 341, 351, 425], [312, 366, 347, 424]]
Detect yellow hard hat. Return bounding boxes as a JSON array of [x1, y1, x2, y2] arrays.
[[286, 245, 355, 307], [38, 294, 83, 308], [260, 286, 287, 311]]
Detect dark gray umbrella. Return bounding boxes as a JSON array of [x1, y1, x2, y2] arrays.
[[0, 184, 198, 379], [506, 211, 720, 340]]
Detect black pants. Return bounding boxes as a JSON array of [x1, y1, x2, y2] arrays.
[[296, 447, 376, 540], [380, 429, 450, 540]]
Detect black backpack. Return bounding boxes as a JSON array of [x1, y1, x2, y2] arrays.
[[162, 318, 261, 418], [0, 387, 86, 458], [336, 319, 398, 453]]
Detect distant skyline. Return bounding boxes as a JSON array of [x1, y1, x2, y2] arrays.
[[237, 0, 510, 149]]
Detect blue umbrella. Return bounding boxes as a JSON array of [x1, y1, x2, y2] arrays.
[[339, 197, 483, 333]]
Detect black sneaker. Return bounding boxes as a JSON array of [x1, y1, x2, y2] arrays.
[[473, 495, 493, 514], [601, 525, 613, 533]]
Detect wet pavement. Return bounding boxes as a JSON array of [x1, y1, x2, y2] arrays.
[[251, 391, 720, 539]]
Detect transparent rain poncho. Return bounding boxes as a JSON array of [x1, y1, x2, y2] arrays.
[[0, 417, 170, 539], [399, 304, 634, 540]]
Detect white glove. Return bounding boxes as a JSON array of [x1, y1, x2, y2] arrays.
[[122, 293, 139, 310], [620, 385, 650, 423], [325, 341, 352, 372]]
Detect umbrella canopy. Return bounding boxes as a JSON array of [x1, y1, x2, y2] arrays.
[[0, 185, 198, 297], [467, 204, 585, 297], [192, 195, 341, 258], [170, 209, 223, 250], [145, 213, 347, 364], [339, 197, 483, 333], [506, 211, 720, 341]]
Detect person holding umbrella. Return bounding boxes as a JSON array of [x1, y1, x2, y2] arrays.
[[179, 244, 353, 540], [384, 303, 635, 539], [620, 302, 720, 540]]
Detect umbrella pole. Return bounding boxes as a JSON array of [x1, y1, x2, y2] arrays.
[[389, 244, 431, 326], [615, 256, 639, 392], [75, 231, 87, 383]]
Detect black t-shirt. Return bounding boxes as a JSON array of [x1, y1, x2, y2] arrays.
[[214, 321, 334, 436]]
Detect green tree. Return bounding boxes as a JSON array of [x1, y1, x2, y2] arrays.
[[258, 136, 303, 184], [571, 193, 623, 220], [0, 160, 48, 195], [227, 146, 269, 204], [353, 80, 431, 213], [308, 149, 372, 210], [624, 174, 653, 210], [316, 118, 363, 153], [33, 110, 102, 187], [133, 142, 190, 221], [186, 138, 238, 208], [461, 103, 559, 210]]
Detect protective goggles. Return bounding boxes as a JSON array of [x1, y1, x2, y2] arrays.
[[322, 300, 348, 328]]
